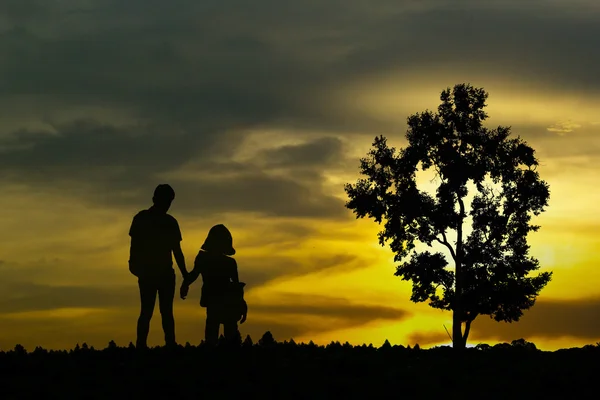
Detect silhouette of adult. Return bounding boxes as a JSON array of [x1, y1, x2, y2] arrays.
[[180, 224, 247, 346], [128, 184, 188, 349]]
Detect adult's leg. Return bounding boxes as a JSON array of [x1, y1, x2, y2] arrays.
[[205, 306, 220, 346], [137, 278, 158, 349], [157, 272, 176, 347], [223, 319, 240, 346]]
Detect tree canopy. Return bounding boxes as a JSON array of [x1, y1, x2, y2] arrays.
[[344, 83, 552, 349]]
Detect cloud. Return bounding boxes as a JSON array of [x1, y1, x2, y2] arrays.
[[257, 136, 346, 169], [407, 331, 451, 346], [0, 282, 136, 314], [0, 0, 599, 350], [0, 119, 349, 219], [0, 287, 409, 349], [243, 292, 410, 339], [2, 0, 599, 180], [236, 251, 372, 291], [547, 120, 582, 135], [408, 296, 600, 346], [0, 250, 370, 315], [470, 297, 600, 341]]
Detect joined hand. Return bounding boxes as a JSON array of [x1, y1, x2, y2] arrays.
[[180, 284, 189, 300]]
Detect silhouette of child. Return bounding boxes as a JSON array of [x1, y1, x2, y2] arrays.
[[180, 224, 247, 346]]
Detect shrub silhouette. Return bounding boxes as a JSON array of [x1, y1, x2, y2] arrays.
[[258, 331, 276, 346], [243, 335, 253, 347], [511, 338, 537, 351]]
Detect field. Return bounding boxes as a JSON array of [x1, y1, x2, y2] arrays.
[[0, 334, 597, 399]]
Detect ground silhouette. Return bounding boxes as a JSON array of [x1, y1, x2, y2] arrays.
[[1, 334, 598, 398]]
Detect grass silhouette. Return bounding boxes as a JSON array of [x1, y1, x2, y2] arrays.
[[1, 332, 598, 398]]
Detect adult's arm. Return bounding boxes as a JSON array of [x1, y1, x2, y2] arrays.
[[173, 241, 188, 279], [171, 218, 188, 278]]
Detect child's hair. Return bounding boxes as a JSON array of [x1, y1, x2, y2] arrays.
[[201, 224, 236, 256]]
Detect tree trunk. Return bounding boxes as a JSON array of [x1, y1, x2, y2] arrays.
[[463, 319, 473, 344], [452, 291, 465, 350], [452, 252, 465, 350], [453, 197, 466, 351]]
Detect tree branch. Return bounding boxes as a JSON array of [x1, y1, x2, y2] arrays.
[[462, 312, 478, 342], [458, 196, 466, 220], [462, 319, 472, 342], [456, 196, 466, 258], [435, 231, 457, 262]]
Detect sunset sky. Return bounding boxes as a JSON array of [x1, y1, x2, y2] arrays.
[[1, 0, 599, 351]]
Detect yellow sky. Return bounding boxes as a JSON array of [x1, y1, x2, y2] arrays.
[[1, 1, 600, 351], [1, 76, 599, 351]]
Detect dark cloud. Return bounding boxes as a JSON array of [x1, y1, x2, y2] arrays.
[[0, 282, 136, 314], [470, 297, 600, 342], [0, 0, 598, 234], [238, 293, 410, 342], [238, 253, 365, 290], [170, 172, 347, 219], [191, 292, 410, 341], [400, 296, 600, 346], [0, 284, 408, 348], [0, 0, 600, 212], [0, 251, 368, 315], [408, 297, 600, 346], [407, 331, 451, 347], [0, 118, 348, 218], [257, 136, 346, 168], [250, 293, 408, 322], [236, 221, 319, 249], [1, 1, 596, 140]]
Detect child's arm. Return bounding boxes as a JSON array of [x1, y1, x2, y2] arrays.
[[182, 252, 204, 287]]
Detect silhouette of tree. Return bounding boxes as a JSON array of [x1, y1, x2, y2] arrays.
[[345, 83, 552, 350], [14, 344, 26, 355], [380, 340, 392, 350], [511, 338, 537, 351], [475, 343, 491, 351], [258, 331, 276, 346], [243, 335, 253, 347]]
